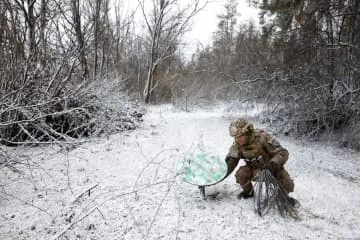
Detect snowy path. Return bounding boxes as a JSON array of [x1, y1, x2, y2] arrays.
[[1, 105, 360, 240]]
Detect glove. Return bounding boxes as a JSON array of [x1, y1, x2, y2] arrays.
[[225, 156, 239, 171], [263, 161, 279, 174]]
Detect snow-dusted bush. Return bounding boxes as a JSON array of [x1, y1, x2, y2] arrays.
[[84, 77, 144, 137], [0, 64, 143, 145]]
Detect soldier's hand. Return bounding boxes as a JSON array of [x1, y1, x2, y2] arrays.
[[263, 161, 279, 174], [225, 156, 239, 171]]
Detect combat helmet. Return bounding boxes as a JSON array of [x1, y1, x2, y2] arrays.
[[229, 118, 254, 137]]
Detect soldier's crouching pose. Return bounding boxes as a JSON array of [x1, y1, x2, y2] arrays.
[[225, 118, 297, 205]]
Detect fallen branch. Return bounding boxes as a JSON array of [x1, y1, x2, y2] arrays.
[[2, 191, 53, 217], [145, 181, 176, 239], [52, 207, 98, 240], [72, 183, 99, 204], [0, 149, 22, 173], [132, 148, 179, 200]]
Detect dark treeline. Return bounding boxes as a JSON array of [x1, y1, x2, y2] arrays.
[[1, 0, 359, 149], [186, 0, 360, 150]]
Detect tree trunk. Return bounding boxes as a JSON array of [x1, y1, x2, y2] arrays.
[[39, 0, 47, 67], [93, 0, 101, 80], [71, 0, 88, 79]]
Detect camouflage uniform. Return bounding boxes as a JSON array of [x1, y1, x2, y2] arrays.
[[226, 118, 294, 195]]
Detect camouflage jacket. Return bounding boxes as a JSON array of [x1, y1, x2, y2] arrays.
[[226, 129, 289, 169]]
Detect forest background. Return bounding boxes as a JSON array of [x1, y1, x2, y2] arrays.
[[1, 0, 360, 150]]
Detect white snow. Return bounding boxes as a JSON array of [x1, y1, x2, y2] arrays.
[[1, 103, 360, 240]]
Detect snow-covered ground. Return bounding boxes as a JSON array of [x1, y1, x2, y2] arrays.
[[1, 104, 360, 240]]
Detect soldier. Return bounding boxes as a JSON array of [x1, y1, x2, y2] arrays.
[[225, 117, 297, 205]]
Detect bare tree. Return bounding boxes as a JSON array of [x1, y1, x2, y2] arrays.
[[138, 0, 208, 104], [13, 0, 36, 58], [70, 0, 88, 79], [0, 0, 143, 145], [213, 0, 239, 70]]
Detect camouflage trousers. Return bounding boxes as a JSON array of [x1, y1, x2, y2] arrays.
[[235, 165, 295, 193]]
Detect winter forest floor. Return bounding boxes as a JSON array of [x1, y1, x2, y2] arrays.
[[1, 104, 360, 240]]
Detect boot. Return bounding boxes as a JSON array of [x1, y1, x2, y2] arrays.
[[237, 189, 254, 199]]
